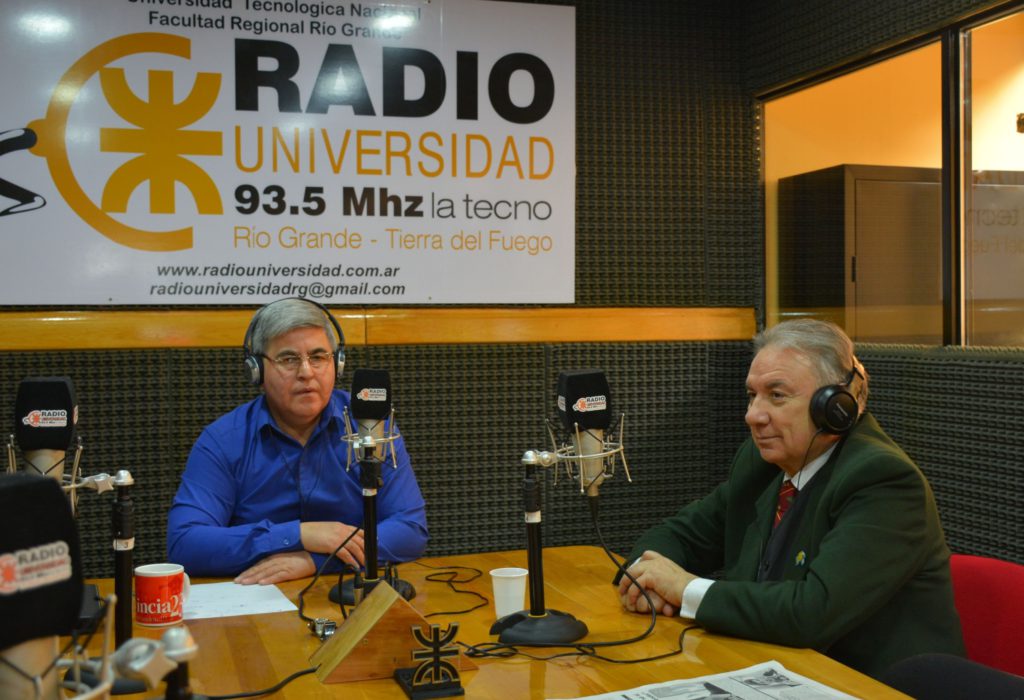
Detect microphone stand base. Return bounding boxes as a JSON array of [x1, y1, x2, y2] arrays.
[[330, 576, 416, 606], [488, 609, 588, 645], [389, 577, 416, 603]]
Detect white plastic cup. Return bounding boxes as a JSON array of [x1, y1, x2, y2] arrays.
[[489, 567, 528, 619]]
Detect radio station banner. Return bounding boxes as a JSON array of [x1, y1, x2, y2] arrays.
[[0, 0, 575, 304]]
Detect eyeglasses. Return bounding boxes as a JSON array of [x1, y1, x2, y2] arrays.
[[262, 351, 334, 373]]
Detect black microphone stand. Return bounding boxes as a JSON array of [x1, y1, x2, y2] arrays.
[[111, 470, 134, 647], [489, 450, 588, 644], [102, 470, 146, 695], [356, 439, 383, 603]]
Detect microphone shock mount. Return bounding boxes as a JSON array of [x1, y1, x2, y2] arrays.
[[546, 414, 632, 496]]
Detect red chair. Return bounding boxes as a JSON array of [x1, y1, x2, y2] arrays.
[[949, 553, 1024, 676]]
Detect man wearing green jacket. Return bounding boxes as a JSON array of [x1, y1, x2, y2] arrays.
[[618, 319, 964, 678]]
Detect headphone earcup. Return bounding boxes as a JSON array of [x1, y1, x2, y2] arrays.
[[242, 297, 344, 387], [244, 353, 264, 387], [810, 385, 858, 434]]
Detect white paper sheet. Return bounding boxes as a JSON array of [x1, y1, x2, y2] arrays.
[[182, 582, 297, 621]]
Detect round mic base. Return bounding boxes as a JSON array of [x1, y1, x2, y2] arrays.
[[329, 576, 416, 606], [488, 609, 588, 645]]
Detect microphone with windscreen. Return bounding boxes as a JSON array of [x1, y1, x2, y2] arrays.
[[554, 369, 630, 500], [9, 377, 116, 516], [351, 368, 392, 463], [13, 377, 78, 481], [0, 473, 85, 698]]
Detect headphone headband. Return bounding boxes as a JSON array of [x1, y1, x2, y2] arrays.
[[242, 298, 346, 386]]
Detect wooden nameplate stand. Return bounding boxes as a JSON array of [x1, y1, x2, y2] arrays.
[[310, 582, 477, 684]]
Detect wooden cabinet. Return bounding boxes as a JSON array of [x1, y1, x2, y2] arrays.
[[778, 164, 941, 343], [779, 165, 1024, 344]]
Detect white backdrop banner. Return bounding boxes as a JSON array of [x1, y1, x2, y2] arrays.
[[0, 0, 575, 304]]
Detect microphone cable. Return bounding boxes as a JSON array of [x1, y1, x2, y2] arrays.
[[794, 428, 826, 491], [409, 561, 490, 618], [296, 526, 362, 624], [582, 498, 700, 665], [206, 667, 317, 700]]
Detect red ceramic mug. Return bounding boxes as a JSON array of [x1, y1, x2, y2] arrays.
[[134, 563, 190, 626]]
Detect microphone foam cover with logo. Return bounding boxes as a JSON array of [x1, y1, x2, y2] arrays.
[[0, 473, 83, 650], [557, 369, 612, 432], [351, 369, 391, 420], [14, 377, 78, 451]]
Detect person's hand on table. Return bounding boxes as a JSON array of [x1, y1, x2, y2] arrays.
[[235, 551, 315, 585], [300, 521, 365, 568], [618, 550, 697, 617]]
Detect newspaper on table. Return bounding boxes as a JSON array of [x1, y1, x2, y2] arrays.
[[549, 660, 858, 700]]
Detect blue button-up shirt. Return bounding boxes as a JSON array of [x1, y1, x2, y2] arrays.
[[167, 390, 428, 576]]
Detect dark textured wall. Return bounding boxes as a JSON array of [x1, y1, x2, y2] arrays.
[[742, 0, 1006, 94], [859, 345, 1024, 563], [576, 0, 760, 307]]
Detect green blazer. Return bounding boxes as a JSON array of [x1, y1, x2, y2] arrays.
[[626, 412, 965, 677]]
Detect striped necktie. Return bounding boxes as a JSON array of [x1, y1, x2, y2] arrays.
[[774, 480, 798, 529]]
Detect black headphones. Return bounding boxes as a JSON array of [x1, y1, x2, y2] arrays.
[[809, 365, 863, 435], [242, 297, 346, 387]]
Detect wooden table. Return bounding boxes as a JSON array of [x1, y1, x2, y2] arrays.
[[93, 546, 906, 698]]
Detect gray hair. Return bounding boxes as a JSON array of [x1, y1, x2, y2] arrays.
[[248, 298, 338, 355], [753, 319, 869, 410]]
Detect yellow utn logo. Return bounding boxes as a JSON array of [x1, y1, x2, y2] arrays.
[[28, 33, 222, 252]]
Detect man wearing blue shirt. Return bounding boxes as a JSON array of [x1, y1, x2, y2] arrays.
[[167, 298, 428, 584]]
